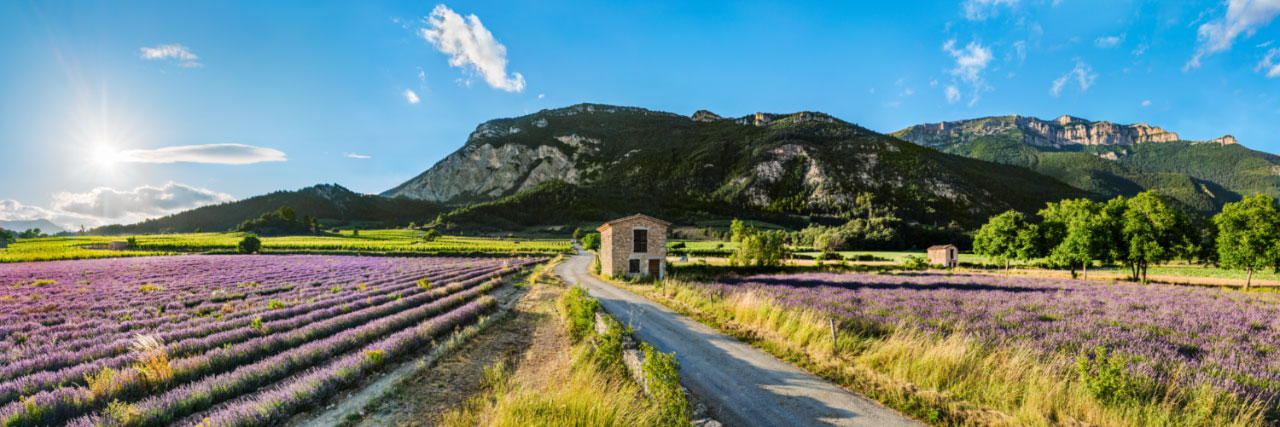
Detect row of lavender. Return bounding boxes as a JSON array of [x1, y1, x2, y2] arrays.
[[0, 255, 539, 426], [705, 272, 1280, 407]]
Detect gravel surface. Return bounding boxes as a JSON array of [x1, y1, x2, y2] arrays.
[[555, 248, 920, 427]]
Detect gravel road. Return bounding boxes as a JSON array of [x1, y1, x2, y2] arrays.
[[554, 249, 920, 427]]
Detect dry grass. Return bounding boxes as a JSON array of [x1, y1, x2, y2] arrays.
[[439, 268, 676, 427], [631, 278, 1268, 426]]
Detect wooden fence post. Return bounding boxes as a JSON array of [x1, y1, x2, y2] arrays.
[[829, 317, 838, 354]]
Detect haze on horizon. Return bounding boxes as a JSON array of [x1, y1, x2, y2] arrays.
[[2, 0, 1279, 228]]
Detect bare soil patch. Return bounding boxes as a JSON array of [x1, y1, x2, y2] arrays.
[[343, 281, 568, 426]]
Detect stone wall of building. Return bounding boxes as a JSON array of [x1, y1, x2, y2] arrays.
[[598, 216, 668, 278]]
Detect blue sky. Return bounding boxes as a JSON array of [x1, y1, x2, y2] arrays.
[[2, 0, 1279, 228]]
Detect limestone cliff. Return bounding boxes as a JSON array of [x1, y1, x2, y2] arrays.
[[895, 114, 1182, 148]]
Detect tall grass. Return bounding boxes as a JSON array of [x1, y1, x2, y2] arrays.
[[441, 281, 687, 426], [633, 278, 1267, 426]]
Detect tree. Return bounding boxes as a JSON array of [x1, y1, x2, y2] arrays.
[[729, 219, 786, 267], [734, 230, 786, 267], [237, 234, 262, 254], [814, 232, 846, 256], [1120, 192, 1189, 282], [422, 229, 442, 242], [0, 228, 14, 244], [581, 233, 601, 250], [973, 210, 1027, 270], [573, 228, 586, 241], [1040, 199, 1112, 279], [1015, 224, 1049, 263], [1213, 194, 1280, 290]]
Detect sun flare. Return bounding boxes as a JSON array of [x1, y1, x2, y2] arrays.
[[90, 143, 119, 170]]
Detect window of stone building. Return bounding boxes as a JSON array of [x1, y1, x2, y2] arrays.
[[633, 228, 647, 253]]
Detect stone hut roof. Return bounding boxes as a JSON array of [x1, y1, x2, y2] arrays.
[[596, 214, 671, 232], [927, 244, 957, 251]]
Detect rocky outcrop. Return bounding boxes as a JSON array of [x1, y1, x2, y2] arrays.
[[691, 110, 722, 122], [381, 142, 581, 202], [1198, 135, 1239, 145], [896, 114, 1180, 148]]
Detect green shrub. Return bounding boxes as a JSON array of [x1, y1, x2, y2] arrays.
[[640, 342, 690, 425], [1075, 347, 1154, 405], [236, 234, 262, 254], [581, 233, 601, 250], [901, 254, 929, 270], [559, 286, 602, 342]]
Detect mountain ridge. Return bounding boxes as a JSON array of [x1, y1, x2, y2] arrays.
[[92, 184, 442, 235], [383, 103, 1090, 229], [892, 114, 1279, 212]]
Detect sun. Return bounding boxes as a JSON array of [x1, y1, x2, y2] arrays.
[[91, 143, 120, 170]]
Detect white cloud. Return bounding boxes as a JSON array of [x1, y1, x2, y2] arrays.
[[1, 182, 234, 227], [537, 93, 545, 99], [963, 0, 1019, 20], [1132, 42, 1149, 57], [1050, 61, 1098, 96], [139, 44, 201, 67], [1142, 100, 1152, 106], [416, 67, 427, 86], [943, 39, 993, 106], [945, 85, 961, 103], [1258, 48, 1280, 77], [344, 153, 371, 159], [51, 182, 234, 222], [419, 4, 525, 92], [116, 143, 286, 165], [404, 89, 421, 104], [1186, 0, 1280, 70], [1094, 34, 1125, 48]]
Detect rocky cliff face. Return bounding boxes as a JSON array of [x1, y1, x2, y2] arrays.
[[896, 114, 1183, 148], [381, 103, 1088, 227], [382, 142, 583, 202]]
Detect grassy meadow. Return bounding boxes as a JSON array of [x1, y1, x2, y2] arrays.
[[0, 230, 573, 263]]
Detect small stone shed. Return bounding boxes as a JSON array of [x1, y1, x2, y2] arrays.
[[927, 244, 958, 268], [108, 241, 129, 250], [596, 214, 670, 279]]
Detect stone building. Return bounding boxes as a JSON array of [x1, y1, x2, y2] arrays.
[[108, 241, 129, 250], [927, 244, 958, 268], [596, 214, 670, 279]]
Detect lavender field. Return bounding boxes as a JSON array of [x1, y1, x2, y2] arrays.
[[0, 255, 538, 426], [706, 272, 1280, 414]]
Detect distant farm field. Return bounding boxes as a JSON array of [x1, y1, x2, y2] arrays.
[[665, 271, 1280, 425], [0, 231, 573, 263], [0, 255, 539, 426]]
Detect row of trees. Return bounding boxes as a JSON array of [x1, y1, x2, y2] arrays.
[[974, 191, 1280, 288]]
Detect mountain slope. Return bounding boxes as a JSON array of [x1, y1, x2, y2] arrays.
[[0, 219, 67, 234], [386, 104, 1090, 228], [893, 115, 1279, 211], [92, 184, 443, 235]]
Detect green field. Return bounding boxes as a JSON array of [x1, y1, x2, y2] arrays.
[[0, 230, 573, 263]]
